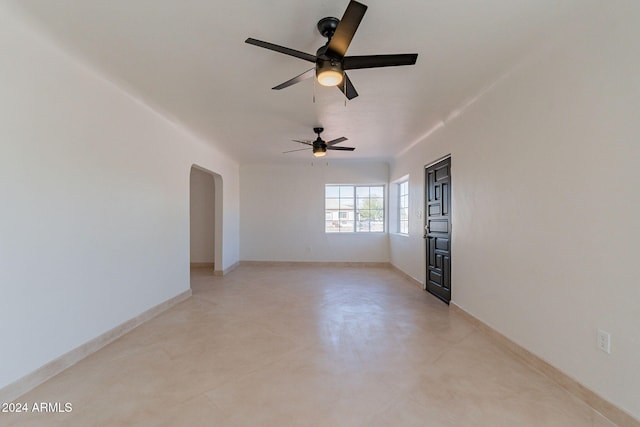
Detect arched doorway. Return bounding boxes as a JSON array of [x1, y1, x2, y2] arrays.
[[189, 165, 222, 280]]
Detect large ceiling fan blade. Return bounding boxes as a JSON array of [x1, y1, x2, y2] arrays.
[[283, 148, 312, 154], [273, 68, 315, 90], [326, 0, 368, 58], [326, 137, 348, 146], [245, 38, 316, 63], [337, 72, 359, 100], [343, 54, 418, 70], [327, 146, 356, 151], [292, 139, 313, 146]]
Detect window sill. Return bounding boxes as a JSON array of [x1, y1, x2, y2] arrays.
[[325, 232, 387, 235]]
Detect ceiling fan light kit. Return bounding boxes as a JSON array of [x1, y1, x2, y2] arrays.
[[313, 147, 327, 157], [316, 62, 343, 87]]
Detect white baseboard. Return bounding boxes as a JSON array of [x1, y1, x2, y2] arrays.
[[239, 261, 391, 268], [389, 263, 425, 290], [0, 289, 192, 403], [190, 262, 214, 269], [215, 261, 240, 276], [450, 302, 639, 427]]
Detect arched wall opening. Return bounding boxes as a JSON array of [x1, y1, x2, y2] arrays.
[[189, 165, 223, 278]]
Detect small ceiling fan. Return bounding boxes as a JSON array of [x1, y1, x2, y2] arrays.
[[284, 127, 355, 157], [245, 0, 418, 99]]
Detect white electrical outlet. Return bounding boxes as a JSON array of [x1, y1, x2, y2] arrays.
[[597, 329, 611, 354]]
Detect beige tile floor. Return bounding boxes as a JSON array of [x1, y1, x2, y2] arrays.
[[2, 265, 616, 426]]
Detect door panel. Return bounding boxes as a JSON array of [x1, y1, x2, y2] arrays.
[[425, 158, 451, 303]]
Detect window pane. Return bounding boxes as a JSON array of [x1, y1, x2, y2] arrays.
[[326, 220, 339, 233], [369, 197, 383, 209], [325, 185, 340, 198], [326, 198, 339, 209], [356, 186, 369, 198], [339, 220, 354, 232], [370, 221, 384, 232], [339, 199, 354, 209], [400, 208, 408, 221], [356, 198, 370, 209], [370, 186, 384, 198], [357, 220, 370, 232], [340, 186, 354, 197], [397, 180, 409, 234]]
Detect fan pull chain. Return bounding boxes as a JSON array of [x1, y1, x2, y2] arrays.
[[313, 76, 316, 103]]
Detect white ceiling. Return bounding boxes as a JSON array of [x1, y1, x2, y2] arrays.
[[7, 0, 581, 164]]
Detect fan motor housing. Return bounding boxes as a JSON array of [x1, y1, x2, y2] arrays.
[[313, 133, 327, 151], [312, 139, 327, 156]]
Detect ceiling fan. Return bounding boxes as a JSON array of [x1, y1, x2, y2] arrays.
[[284, 127, 355, 157], [245, 0, 418, 100]]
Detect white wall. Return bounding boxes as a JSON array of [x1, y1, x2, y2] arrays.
[[190, 167, 215, 264], [390, 1, 640, 419], [0, 5, 239, 391], [240, 161, 390, 262]]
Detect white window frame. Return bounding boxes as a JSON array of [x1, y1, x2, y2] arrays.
[[325, 184, 385, 233]]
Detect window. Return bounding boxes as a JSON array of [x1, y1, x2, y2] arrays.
[[398, 180, 409, 234], [325, 185, 385, 233]]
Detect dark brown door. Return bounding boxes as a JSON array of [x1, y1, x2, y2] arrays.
[[425, 158, 451, 303]]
